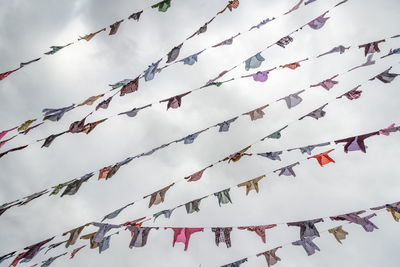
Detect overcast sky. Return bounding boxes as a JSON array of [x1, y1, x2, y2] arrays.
[[1, 0, 400, 266]]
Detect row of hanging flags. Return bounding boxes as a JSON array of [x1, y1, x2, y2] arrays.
[[0, 0, 376, 151], [1, 31, 399, 157], [1, 194, 399, 266], [1, 53, 399, 216], [0, 0, 240, 82], [0, 59, 399, 210], [1, 115, 399, 219], [1, 1, 399, 266]]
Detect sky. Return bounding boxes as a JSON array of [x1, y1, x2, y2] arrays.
[[0, 0, 400, 266]]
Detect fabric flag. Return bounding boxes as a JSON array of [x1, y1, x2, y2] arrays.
[[18, 190, 49, 206], [212, 33, 240, 47], [127, 226, 156, 248], [249, 18, 274, 31], [237, 175, 265, 195], [95, 96, 113, 110], [242, 104, 269, 120], [0, 67, 22, 81], [276, 36, 294, 48], [287, 142, 331, 155], [224, 146, 251, 163], [358, 40, 385, 56], [118, 104, 152, 118], [221, 258, 247, 267], [187, 17, 215, 40], [169, 227, 204, 251], [159, 92, 191, 110], [369, 67, 399, 83], [45, 241, 67, 254], [256, 247, 282, 267], [217, 0, 240, 14], [284, 0, 304, 15], [78, 28, 106, 41], [245, 53, 265, 71], [120, 76, 139, 96], [308, 11, 330, 30], [317, 45, 350, 58], [280, 58, 308, 70], [42, 104, 75, 121], [50, 180, 75, 197], [273, 162, 300, 177], [70, 245, 86, 259], [179, 50, 205, 65], [305, 0, 317, 5], [61, 173, 93, 197], [109, 20, 124, 35], [99, 232, 119, 254], [381, 48, 400, 58], [69, 113, 92, 133], [44, 43, 73, 55], [175, 129, 209, 145], [0, 251, 16, 264], [101, 202, 134, 222], [144, 183, 175, 208], [40, 252, 67, 267], [109, 79, 133, 90], [152, 0, 171, 12], [128, 11, 143, 21], [334, 131, 379, 153], [0, 145, 29, 159], [214, 189, 232, 206], [154, 209, 176, 221], [41, 131, 68, 148], [261, 125, 288, 140], [144, 59, 162, 81], [20, 58, 41, 67], [330, 211, 379, 232], [184, 165, 213, 182], [278, 89, 305, 109], [310, 74, 339, 90], [257, 151, 283, 161], [18, 119, 37, 132], [0, 126, 17, 141], [287, 219, 324, 239], [298, 103, 328, 120], [292, 237, 320, 256], [19, 122, 44, 135], [81, 118, 107, 134], [167, 43, 183, 63], [238, 224, 276, 243], [328, 226, 349, 244]]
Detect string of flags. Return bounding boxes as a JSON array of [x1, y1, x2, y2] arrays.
[[1, 68, 398, 217], [1, 30, 399, 157], [1, 195, 399, 266], [0, 56, 398, 205], [1, 1, 400, 267], [102, 128, 399, 226], [1, 61, 398, 217], [0, 0, 240, 82], [0, 0, 354, 148], [220, 206, 397, 267]]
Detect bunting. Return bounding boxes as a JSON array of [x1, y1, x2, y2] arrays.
[[1, 61, 398, 215], [0, 0, 340, 146]]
